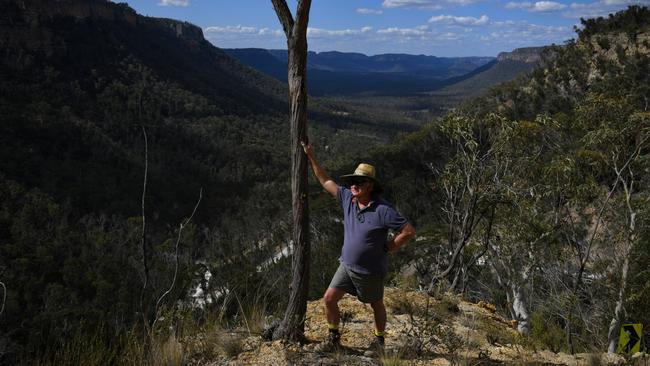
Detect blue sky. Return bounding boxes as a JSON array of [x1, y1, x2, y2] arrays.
[[123, 0, 649, 56]]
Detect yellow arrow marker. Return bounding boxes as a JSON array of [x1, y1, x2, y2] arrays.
[[617, 323, 643, 355]]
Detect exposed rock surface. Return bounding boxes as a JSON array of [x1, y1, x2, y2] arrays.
[[496, 47, 546, 63], [222, 288, 625, 366]]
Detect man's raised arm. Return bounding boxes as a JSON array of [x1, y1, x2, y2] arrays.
[[301, 142, 339, 198]]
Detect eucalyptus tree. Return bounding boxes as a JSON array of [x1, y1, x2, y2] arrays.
[[485, 115, 563, 335], [424, 114, 507, 294], [575, 94, 650, 353], [270, 0, 312, 342], [534, 94, 650, 353]]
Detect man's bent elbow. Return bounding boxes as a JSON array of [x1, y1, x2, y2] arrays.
[[403, 223, 416, 242]]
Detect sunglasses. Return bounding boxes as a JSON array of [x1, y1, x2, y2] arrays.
[[349, 178, 371, 186]]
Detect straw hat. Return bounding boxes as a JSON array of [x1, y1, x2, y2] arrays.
[[340, 163, 383, 193]]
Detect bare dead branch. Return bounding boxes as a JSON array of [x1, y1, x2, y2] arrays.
[[293, 0, 312, 38], [574, 134, 649, 293], [152, 188, 203, 331], [0, 281, 5, 315], [140, 125, 149, 326], [271, 0, 294, 38]]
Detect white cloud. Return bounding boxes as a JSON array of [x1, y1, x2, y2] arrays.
[[532, 1, 567, 11], [492, 20, 518, 26], [479, 20, 572, 45], [382, 0, 440, 8], [446, 0, 478, 5], [157, 0, 189, 6], [204, 25, 373, 43], [505, 1, 567, 11], [202, 16, 576, 57], [505, 1, 532, 9], [381, 0, 477, 9], [564, 0, 650, 18], [258, 28, 283, 36], [203, 25, 285, 50], [357, 8, 384, 15], [308, 27, 367, 37], [435, 32, 462, 40], [603, 0, 648, 4], [205, 25, 262, 34], [429, 14, 490, 25], [377, 27, 428, 35]]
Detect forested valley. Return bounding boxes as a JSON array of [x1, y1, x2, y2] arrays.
[[0, 0, 649, 364]]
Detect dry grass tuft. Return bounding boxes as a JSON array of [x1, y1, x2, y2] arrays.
[[152, 334, 185, 366], [380, 349, 406, 366], [218, 332, 245, 358]]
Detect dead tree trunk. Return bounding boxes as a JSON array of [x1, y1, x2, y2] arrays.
[[271, 0, 312, 342]]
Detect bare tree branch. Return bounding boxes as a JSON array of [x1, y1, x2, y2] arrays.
[[152, 188, 203, 331], [573, 134, 648, 293], [293, 0, 312, 38], [0, 281, 5, 316], [271, 0, 294, 38], [140, 125, 149, 327]]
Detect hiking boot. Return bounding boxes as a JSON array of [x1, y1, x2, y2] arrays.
[[364, 336, 385, 357], [315, 331, 342, 353]]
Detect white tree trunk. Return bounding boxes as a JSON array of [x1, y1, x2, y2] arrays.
[[607, 202, 635, 353], [490, 252, 531, 335], [511, 283, 530, 335], [607, 254, 630, 353]]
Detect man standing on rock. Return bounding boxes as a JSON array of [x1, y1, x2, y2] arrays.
[[301, 142, 416, 354]]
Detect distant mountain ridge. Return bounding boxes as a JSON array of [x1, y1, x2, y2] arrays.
[[225, 48, 494, 96], [429, 46, 545, 101], [1, 0, 204, 41], [266, 49, 494, 74], [1, 0, 286, 114]]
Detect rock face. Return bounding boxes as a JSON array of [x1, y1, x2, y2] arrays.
[[155, 17, 204, 40], [496, 47, 546, 63], [588, 31, 650, 60]]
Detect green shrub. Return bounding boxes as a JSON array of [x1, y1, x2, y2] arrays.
[[390, 295, 423, 316], [435, 325, 465, 363], [596, 37, 611, 50], [476, 318, 521, 348], [530, 309, 566, 353], [434, 293, 461, 316]]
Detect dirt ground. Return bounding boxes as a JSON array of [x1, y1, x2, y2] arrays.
[[219, 288, 632, 366]]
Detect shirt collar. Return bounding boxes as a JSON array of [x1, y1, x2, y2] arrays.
[[353, 197, 374, 212]]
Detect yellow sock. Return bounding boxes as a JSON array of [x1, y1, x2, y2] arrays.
[[328, 323, 339, 331], [374, 329, 384, 337]]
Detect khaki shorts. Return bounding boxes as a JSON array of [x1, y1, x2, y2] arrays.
[[329, 262, 384, 303]]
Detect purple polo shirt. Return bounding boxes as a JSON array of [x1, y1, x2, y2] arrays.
[[338, 186, 408, 276]]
